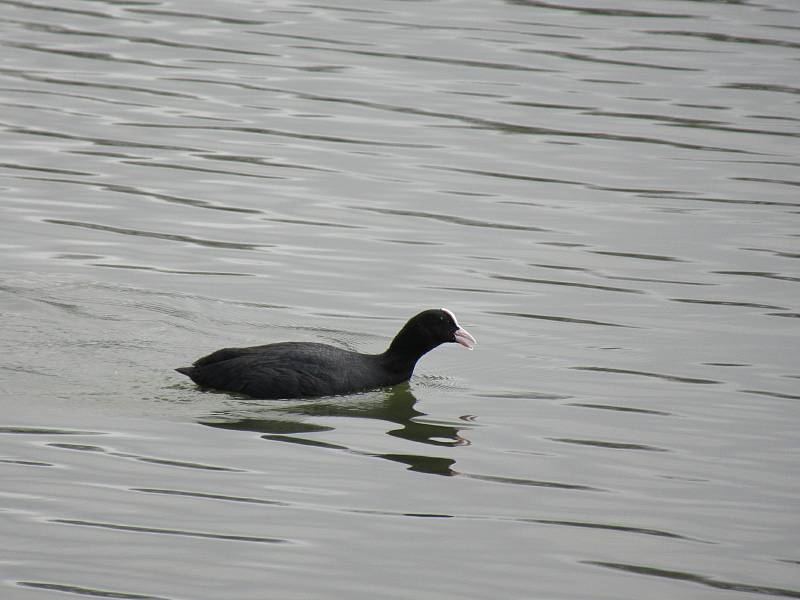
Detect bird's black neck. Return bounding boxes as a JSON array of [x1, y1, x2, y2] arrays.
[[381, 323, 441, 374]]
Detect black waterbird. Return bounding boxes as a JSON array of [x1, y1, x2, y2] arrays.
[[176, 308, 476, 399]]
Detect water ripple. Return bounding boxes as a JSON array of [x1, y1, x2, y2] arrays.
[[463, 472, 603, 492], [491, 310, 635, 328], [51, 519, 290, 544], [129, 8, 268, 26], [520, 48, 701, 72], [293, 44, 557, 73], [125, 119, 438, 148], [47, 443, 245, 472], [10, 20, 280, 57], [720, 82, 800, 97], [0, 68, 199, 99], [92, 264, 254, 277], [549, 438, 668, 452], [584, 561, 800, 599], [18, 581, 175, 600], [353, 206, 552, 232], [740, 390, 800, 401], [671, 298, 787, 310], [714, 271, 800, 283], [0, 458, 53, 466], [42, 219, 268, 251], [592, 250, 685, 262], [2, 1, 118, 20], [506, 2, 694, 18], [572, 366, 722, 385], [527, 519, 705, 542], [0, 161, 93, 176], [491, 274, 645, 294], [0, 426, 104, 435], [2, 120, 199, 150], [647, 29, 800, 51], [132, 488, 289, 507], [27, 178, 262, 214], [1, 40, 194, 70], [121, 159, 286, 181], [567, 403, 672, 416]]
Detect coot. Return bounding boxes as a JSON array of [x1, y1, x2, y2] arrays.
[[176, 308, 476, 399]]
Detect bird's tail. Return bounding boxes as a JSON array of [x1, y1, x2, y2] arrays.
[[175, 367, 194, 376]]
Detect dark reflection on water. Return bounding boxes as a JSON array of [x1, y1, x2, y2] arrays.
[[200, 386, 463, 476]]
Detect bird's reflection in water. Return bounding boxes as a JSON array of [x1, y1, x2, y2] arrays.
[[199, 385, 466, 476]]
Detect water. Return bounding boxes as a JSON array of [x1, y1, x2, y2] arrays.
[[1, 0, 798, 598]]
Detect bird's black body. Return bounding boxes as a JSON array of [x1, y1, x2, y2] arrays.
[[176, 308, 475, 400]]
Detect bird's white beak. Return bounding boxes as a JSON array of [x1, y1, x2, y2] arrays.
[[454, 328, 476, 350]]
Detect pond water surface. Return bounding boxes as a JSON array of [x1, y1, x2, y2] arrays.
[[1, 1, 799, 599]]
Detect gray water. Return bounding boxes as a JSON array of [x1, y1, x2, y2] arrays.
[[1, 1, 799, 598]]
